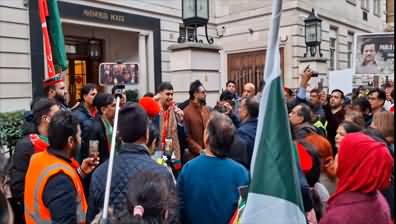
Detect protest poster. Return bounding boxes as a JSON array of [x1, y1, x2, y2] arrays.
[[352, 33, 394, 88]]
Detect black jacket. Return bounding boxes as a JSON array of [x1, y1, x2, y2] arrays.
[[81, 116, 110, 164], [237, 118, 258, 166], [10, 135, 35, 203], [87, 143, 175, 223], [227, 135, 250, 170], [324, 105, 345, 155], [72, 103, 93, 126]]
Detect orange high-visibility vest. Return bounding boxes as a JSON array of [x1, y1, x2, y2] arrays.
[[24, 151, 87, 224]]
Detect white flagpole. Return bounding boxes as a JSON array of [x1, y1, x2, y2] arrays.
[[101, 95, 121, 223]]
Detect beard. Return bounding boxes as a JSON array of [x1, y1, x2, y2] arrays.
[[330, 103, 341, 109], [71, 143, 81, 159], [54, 93, 66, 106], [199, 98, 206, 105]]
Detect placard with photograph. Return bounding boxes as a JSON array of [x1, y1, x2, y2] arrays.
[[352, 33, 394, 87], [99, 62, 139, 85]]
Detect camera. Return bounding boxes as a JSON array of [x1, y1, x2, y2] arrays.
[[311, 71, 319, 77]]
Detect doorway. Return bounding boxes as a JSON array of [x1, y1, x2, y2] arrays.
[[65, 36, 103, 107], [227, 49, 284, 95]]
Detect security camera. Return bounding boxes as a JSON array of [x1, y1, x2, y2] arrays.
[[216, 26, 225, 37]]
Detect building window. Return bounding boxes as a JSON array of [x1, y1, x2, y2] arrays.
[[347, 32, 354, 68], [361, 0, 370, 11], [374, 0, 381, 16], [330, 38, 337, 70], [363, 11, 369, 20], [329, 27, 338, 71]]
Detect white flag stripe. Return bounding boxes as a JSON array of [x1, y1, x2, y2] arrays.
[[241, 193, 307, 224]]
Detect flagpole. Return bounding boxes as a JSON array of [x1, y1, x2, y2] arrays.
[[240, 0, 306, 222], [101, 94, 121, 223], [263, 0, 283, 81], [250, 0, 284, 175]]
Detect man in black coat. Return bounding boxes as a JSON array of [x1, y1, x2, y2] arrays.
[[237, 96, 259, 168], [82, 93, 116, 164], [72, 83, 98, 162], [9, 98, 59, 224]]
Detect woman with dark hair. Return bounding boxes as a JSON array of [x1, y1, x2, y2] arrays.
[[320, 133, 393, 224], [304, 134, 336, 195], [351, 97, 372, 127], [334, 121, 363, 149], [370, 111, 394, 144], [104, 170, 178, 224]]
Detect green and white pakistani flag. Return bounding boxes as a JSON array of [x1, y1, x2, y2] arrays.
[[240, 0, 306, 223]]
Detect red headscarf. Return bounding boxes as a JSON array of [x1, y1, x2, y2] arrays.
[[332, 132, 393, 200]]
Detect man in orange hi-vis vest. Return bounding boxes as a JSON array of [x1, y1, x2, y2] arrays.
[[24, 111, 99, 223]]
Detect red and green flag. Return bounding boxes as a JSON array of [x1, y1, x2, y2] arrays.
[[38, 0, 68, 77], [239, 0, 306, 223]]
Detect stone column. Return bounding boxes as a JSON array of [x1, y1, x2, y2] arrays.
[[138, 33, 147, 96], [168, 43, 222, 106], [147, 32, 155, 93]]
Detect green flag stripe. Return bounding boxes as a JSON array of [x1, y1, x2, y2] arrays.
[[47, 0, 68, 72], [249, 77, 304, 209]]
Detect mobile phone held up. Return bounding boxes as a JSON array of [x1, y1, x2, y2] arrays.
[[305, 65, 319, 77]]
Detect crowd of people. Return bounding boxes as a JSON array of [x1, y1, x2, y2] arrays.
[[0, 67, 394, 224]]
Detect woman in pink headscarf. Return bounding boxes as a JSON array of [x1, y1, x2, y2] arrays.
[[320, 132, 393, 224]]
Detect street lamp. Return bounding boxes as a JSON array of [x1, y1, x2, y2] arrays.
[[180, 0, 213, 44], [304, 8, 322, 57]]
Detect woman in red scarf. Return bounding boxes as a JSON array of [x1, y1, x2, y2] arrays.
[[320, 132, 393, 224]]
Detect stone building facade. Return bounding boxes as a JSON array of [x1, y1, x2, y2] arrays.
[[0, 0, 387, 112]]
